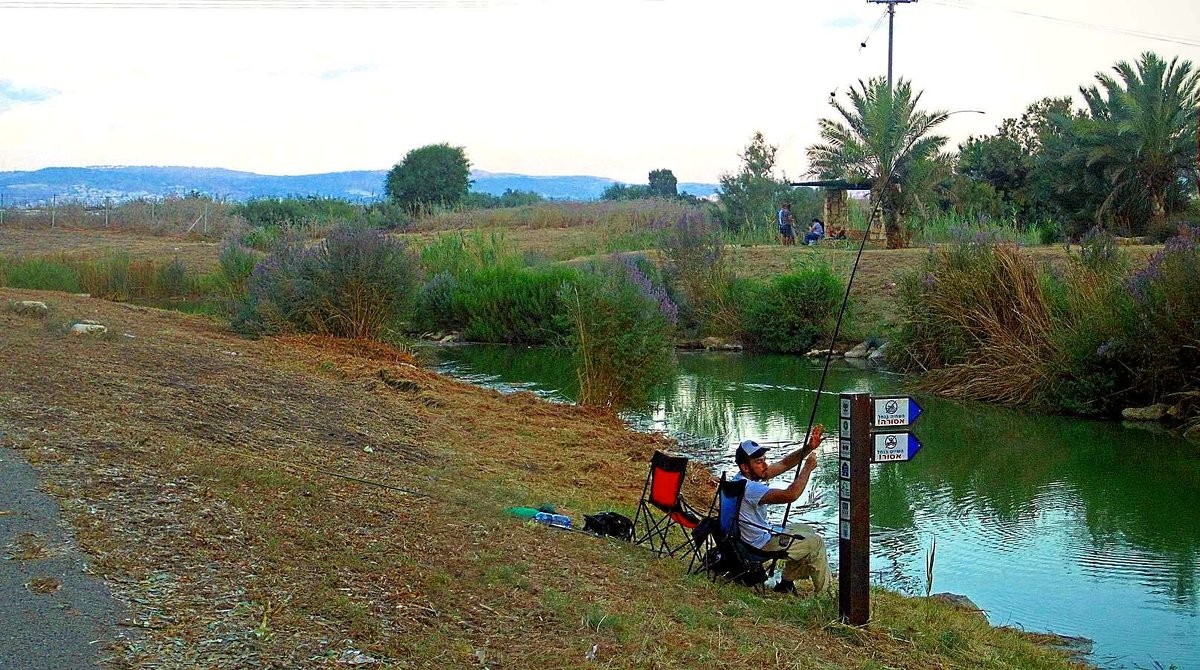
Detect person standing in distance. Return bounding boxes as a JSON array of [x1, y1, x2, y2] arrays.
[[777, 202, 796, 246], [733, 438, 832, 595]]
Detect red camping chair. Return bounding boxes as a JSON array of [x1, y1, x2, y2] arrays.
[[632, 451, 703, 558]]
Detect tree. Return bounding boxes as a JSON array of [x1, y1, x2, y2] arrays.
[[717, 132, 793, 233], [600, 183, 652, 201], [384, 143, 471, 213], [951, 97, 1075, 225], [807, 78, 949, 248], [1066, 52, 1200, 233], [648, 169, 678, 198]]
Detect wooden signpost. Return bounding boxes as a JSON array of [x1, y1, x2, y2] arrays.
[[839, 392, 925, 625]]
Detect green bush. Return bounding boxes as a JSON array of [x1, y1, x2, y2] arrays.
[[153, 257, 193, 298], [737, 261, 843, 353], [455, 265, 579, 344], [215, 241, 260, 298], [419, 229, 522, 278], [1040, 266, 1137, 415], [239, 225, 283, 252], [0, 257, 81, 293], [562, 261, 676, 411], [234, 196, 359, 227], [412, 271, 464, 334], [234, 226, 419, 339]]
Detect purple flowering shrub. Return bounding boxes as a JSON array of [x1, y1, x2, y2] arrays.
[[561, 256, 676, 411], [657, 212, 734, 336], [1124, 227, 1200, 398], [233, 226, 419, 339]]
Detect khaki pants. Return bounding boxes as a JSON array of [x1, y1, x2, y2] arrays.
[[759, 522, 831, 594]]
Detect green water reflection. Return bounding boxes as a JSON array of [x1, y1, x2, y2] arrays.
[[435, 345, 1200, 668]]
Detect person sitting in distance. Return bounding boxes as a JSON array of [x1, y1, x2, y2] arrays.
[[733, 439, 831, 595], [804, 218, 825, 245]]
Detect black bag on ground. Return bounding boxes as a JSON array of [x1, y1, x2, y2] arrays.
[[583, 511, 634, 541]]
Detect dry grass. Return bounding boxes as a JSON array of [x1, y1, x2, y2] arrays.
[[0, 227, 222, 271], [27, 576, 63, 594], [0, 287, 1084, 669]]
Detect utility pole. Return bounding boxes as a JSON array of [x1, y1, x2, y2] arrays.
[[867, 0, 917, 92]]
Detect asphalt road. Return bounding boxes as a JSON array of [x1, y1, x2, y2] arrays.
[[0, 429, 126, 670]]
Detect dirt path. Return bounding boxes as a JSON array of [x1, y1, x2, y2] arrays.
[[0, 439, 128, 670]]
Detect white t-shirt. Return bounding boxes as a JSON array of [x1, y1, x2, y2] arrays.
[[732, 473, 779, 549]]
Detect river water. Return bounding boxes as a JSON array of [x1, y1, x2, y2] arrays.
[[434, 345, 1200, 669]]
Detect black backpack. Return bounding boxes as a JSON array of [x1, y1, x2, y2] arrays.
[[583, 511, 634, 541]]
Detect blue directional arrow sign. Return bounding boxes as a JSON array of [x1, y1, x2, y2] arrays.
[[871, 432, 923, 463], [872, 396, 923, 428]]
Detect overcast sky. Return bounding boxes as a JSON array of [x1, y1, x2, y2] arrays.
[[1, 0, 1198, 183]]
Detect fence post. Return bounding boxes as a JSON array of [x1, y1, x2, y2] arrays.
[[1, 193, 5, 226], [203, 202, 209, 234], [104, 198, 110, 228], [51, 195, 56, 228]]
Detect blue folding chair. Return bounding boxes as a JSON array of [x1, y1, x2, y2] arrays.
[[693, 473, 804, 590]]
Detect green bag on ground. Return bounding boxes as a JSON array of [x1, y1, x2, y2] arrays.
[[505, 506, 540, 520]]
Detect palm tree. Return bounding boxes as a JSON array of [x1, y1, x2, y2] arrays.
[[1072, 52, 1200, 232], [807, 78, 949, 248]]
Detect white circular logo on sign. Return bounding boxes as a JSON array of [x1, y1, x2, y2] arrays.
[[885, 435, 898, 448]]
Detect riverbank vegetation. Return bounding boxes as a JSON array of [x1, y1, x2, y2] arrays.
[[890, 226, 1199, 435]]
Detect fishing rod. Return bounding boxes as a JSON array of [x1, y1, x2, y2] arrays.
[[776, 107, 947, 530]]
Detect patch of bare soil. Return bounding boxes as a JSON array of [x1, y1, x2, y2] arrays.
[[0, 289, 1081, 669]]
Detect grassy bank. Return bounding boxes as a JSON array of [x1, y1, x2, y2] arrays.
[[0, 288, 1083, 668]]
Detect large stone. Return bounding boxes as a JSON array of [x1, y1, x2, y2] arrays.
[[70, 323, 107, 336], [13, 301, 49, 317], [929, 592, 984, 617], [1184, 423, 1200, 443], [1121, 404, 1169, 422], [844, 341, 871, 359], [867, 341, 890, 362], [700, 337, 742, 351]]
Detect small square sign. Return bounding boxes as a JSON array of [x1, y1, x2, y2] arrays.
[[840, 479, 851, 499], [840, 520, 851, 540], [839, 459, 851, 479], [840, 418, 851, 435], [840, 397, 852, 419], [839, 440, 851, 458], [839, 499, 850, 519]]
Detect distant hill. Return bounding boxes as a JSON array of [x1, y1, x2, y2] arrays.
[[0, 166, 719, 206]]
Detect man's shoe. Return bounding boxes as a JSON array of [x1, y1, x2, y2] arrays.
[[772, 579, 795, 594]]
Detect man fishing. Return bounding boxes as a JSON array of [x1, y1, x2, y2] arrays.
[[732, 427, 831, 595]]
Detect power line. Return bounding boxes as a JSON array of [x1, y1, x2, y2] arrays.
[[928, 0, 1200, 49], [0, 0, 499, 8]]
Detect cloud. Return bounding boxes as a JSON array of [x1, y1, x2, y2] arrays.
[[317, 64, 378, 80], [0, 79, 59, 112], [822, 16, 863, 29]]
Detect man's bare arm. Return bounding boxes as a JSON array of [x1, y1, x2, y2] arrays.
[[761, 452, 818, 505], [763, 424, 824, 480]]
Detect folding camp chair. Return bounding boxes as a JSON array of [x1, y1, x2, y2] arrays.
[[694, 473, 803, 590], [631, 451, 703, 559]]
